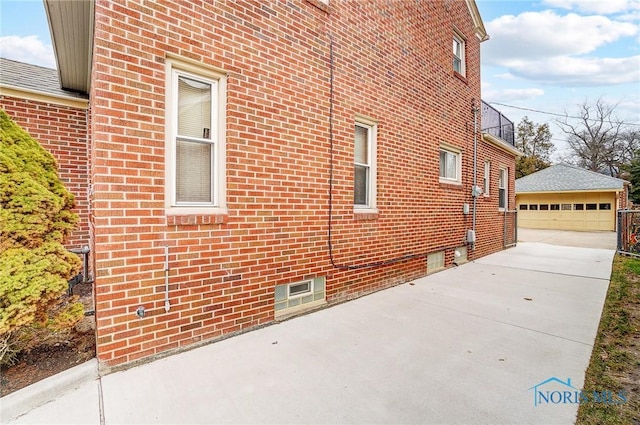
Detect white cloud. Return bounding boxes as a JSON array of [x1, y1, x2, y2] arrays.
[[495, 72, 517, 80], [505, 55, 640, 86], [542, 0, 640, 14], [482, 10, 640, 86], [484, 11, 637, 61], [482, 88, 545, 102], [0, 35, 56, 69]]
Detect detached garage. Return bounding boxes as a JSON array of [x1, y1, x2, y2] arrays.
[[516, 164, 630, 231]]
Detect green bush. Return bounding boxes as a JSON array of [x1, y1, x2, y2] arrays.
[[0, 109, 82, 365]]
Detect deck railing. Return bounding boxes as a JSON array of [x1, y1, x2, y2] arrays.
[[481, 100, 515, 146]]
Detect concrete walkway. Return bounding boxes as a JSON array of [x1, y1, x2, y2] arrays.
[[518, 228, 617, 250], [1, 242, 615, 424]]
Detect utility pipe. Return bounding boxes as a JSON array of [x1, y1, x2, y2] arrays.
[[164, 245, 170, 312], [472, 100, 479, 251]]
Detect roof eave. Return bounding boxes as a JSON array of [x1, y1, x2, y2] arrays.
[[43, 0, 94, 95], [466, 0, 489, 42], [482, 132, 522, 157], [516, 188, 624, 195], [0, 84, 89, 109]]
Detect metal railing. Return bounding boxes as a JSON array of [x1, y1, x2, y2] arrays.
[[503, 210, 518, 248], [481, 100, 515, 146]]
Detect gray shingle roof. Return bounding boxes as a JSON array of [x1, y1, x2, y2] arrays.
[[516, 164, 628, 193], [0, 57, 88, 100]]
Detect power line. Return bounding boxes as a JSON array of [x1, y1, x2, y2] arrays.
[[487, 101, 640, 127]]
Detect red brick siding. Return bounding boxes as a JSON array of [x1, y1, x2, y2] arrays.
[[90, 0, 516, 366], [0, 96, 90, 249], [618, 186, 629, 210]]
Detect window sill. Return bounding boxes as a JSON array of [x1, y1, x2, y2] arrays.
[[453, 71, 468, 84], [166, 213, 228, 226], [439, 180, 463, 190], [354, 208, 379, 220], [275, 299, 327, 321]]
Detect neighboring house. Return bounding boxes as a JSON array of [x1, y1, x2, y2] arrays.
[[1, 0, 518, 367], [516, 164, 630, 231], [0, 58, 90, 249]]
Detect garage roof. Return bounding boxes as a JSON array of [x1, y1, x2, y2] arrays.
[[516, 164, 628, 193], [0, 58, 88, 100]]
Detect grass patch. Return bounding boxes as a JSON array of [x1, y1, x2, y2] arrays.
[[576, 254, 640, 425]]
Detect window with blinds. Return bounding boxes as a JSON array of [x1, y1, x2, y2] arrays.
[[354, 117, 377, 209], [498, 168, 507, 210], [354, 124, 370, 206], [439, 147, 460, 183], [173, 72, 216, 204], [453, 32, 465, 76]]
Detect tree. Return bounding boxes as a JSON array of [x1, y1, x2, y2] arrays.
[[515, 116, 554, 178], [0, 109, 82, 365], [556, 98, 637, 178], [625, 151, 640, 205]]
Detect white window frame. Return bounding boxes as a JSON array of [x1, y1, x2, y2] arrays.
[[354, 116, 377, 211], [275, 277, 326, 319], [453, 31, 466, 76], [439, 145, 461, 184], [498, 168, 508, 210], [287, 279, 314, 299], [483, 161, 490, 197], [165, 57, 227, 215]]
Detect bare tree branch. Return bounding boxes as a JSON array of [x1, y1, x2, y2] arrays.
[[556, 98, 633, 177]]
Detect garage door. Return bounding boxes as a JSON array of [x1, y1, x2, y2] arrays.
[[517, 192, 616, 231]]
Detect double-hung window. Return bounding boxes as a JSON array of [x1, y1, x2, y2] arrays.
[[483, 161, 490, 196], [453, 32, 465, 76], [498, 168, 507, 210], [439, 146, 461, 183], [354, 118, 377, 209], [166, 59, 226, 212]]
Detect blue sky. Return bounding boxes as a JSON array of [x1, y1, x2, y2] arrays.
[[1, 0, 639, 161], [477, 0, 640, 159]]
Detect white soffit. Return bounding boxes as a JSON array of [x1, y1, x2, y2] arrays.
[[44, 0, 94, 94]]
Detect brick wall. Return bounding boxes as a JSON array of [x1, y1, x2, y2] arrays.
[[90, 0, 516, 366], [0, 96, 90, 249]]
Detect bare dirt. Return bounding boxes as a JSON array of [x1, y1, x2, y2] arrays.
[[0, 282, 96, 397]]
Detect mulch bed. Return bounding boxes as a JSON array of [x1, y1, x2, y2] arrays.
[[0, 282, 96, 397]]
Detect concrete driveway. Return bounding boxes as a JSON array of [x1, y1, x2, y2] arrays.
[[518, 228, 617, 250], [4, 242, 615, 424]]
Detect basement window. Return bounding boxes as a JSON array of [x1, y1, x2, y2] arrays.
[[453, 246, 468, 265], [275, 277, 326, 318], [427, 251, 445, 274], [288, 280, 311, 298]]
